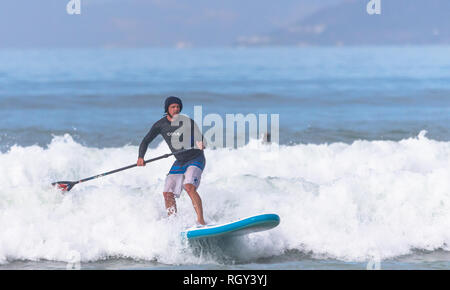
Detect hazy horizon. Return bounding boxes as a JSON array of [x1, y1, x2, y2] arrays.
[[1, 0, 450, 48]]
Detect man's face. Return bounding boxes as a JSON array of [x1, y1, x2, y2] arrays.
[[168, 103, 180, 117]]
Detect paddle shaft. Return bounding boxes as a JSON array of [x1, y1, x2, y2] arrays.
[[78, 150, 190, 184], [53, 149, 191, 190]]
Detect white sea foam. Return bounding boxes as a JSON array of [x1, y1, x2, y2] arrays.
[[0, 131, 449, 264]]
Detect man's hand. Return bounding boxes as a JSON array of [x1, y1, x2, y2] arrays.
[[196, 141, 205, 150], [137, 158, 145, 166]]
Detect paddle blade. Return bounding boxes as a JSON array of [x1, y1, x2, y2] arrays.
[[52, 181, 75, 192]]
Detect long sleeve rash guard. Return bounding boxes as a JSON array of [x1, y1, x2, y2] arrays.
[[138, 115, 205, 162]]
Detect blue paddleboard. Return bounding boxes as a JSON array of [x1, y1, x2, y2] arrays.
[[181, 213, 280, 240]]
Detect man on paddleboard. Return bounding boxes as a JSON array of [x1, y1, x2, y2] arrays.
[[137, 96, 207, 225]]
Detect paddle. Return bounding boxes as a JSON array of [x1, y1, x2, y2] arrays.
[[52, 149, 190, 192]]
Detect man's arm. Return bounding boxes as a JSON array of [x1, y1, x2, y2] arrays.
[[137, 122, 161, 165]]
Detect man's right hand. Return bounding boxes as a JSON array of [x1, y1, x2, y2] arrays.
[[137, 158, 145, 166]]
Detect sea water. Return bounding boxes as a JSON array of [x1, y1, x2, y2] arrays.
[[0, 47, 449, 269]]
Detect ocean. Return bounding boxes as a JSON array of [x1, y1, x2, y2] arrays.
[[0, 46, 449, 270]]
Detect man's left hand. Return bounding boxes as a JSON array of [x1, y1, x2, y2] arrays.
[[196, 141, 205, 150]]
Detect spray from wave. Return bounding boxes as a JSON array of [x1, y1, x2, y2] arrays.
[[0, 131, 449, 265]]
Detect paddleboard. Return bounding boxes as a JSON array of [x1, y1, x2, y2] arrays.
[[181, 213, 280, 240]]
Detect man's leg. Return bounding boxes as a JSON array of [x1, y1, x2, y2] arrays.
[[184, 184, 206, 225], [163, 172, 183, 217], [163, 192, 177, 216]]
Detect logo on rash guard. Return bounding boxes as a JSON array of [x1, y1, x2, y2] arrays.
[[167, 132, 182, 136]]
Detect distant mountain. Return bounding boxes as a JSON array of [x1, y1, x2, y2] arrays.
[[238, 0, 450, 46], [2, 0, 447, 48], [0, 0, 341, 48]]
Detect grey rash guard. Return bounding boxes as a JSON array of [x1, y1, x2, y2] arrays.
[[138, 115, 204, 162]]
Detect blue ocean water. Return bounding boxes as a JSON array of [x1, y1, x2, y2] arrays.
[[0, 47, 449, 270], [1, 47, 449, 150]]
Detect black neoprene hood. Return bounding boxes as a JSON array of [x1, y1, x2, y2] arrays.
[[164, 96, 183, 113]]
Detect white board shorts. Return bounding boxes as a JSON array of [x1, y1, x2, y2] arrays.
[[163, 154, 205, 198], [163, 166, 203, 198]]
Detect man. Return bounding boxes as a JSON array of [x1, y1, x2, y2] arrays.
[[137, 96, 207, 225]]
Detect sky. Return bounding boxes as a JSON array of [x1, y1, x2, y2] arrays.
[[0, 0, 343, 48], [1, 0, 449, 48]]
